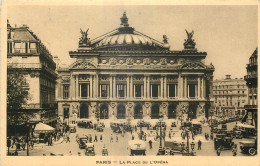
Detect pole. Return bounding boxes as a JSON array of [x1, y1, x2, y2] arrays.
[[160, 119, 162, 147], [27, 124, 30, 156], [186, 131, 189, 153]]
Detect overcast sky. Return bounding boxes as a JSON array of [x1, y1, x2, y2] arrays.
[[7, 5, 257, 80]]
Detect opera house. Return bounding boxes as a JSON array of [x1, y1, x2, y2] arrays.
[[57, 12, 215, 123]]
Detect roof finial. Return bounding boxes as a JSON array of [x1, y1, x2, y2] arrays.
[[120, 11, 129, 27]]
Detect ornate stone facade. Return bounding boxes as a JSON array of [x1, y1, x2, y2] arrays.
[[57, 13, 214, 122]]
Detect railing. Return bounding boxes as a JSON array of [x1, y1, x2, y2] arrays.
[[8, 63, 41, 69]]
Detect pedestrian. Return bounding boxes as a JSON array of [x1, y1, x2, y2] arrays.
[[100, 135, 103, 142], [132, 135, 134, 140], [30, 140, 34, 149], [217, 147, 221, 156], [66, 134, 70, 143], [192, 132, 194, 140], [116, 136, 118, 142], [198, 140, 202, 150], [232, 145, 237, 156], [144, 133, 146, 141], [110, 134, 113, 142], [149, 140, 152, 149], [89, 135, 92, 143], [94, 135, 98, 142]]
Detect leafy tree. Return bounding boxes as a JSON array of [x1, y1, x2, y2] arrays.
[[7, 69, 31, 123]]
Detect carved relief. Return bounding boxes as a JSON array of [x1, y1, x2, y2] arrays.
[[102, 59, 107, 64], [143, 58, 150, 65], [126, 58, 134, 65], [136, 59, 142, 64], [152, 59, 159, 64], [99, 75, 109, 81], [30, 72, 40, 78], [160, 58, 167, 65], [61, 76, 70, 83], [109, 58, 117, 65], [169, 60, 175, 64], [72, 61, 96, 69], [181, 62, 206, 70]]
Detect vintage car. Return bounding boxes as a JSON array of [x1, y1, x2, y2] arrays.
[[137, 120, 147, 127], [171, 121, 177, 127], [233, 130, 243, 139], [191, 122, 202, 134], [78, 120, 93, 129], [240, 139, 257, 156], [214, 134, 234, 150], [155, 122, 166, 128], [128, 140, 146, 156], [164, 140, 183, 154], [69, 123, 77, 133], [96, 124, 104, 132], [78, 137, 88, 149], [233, 123, 257, 138], [85, 143, 95, 156]]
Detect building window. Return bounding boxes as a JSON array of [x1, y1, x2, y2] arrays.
[[188, 84, 197, 98], [151, 84, 160, 98], [100, 84, 109, 98], [7, 42, 12, 53], [63, 108, 69, 119], [117, 84, 126, 98], [81, 83, 89, 98], [63, 85, 69, 99], [238, 91, 240, 94], [134, 84, 143, 98], [168, 84, 177, 98]]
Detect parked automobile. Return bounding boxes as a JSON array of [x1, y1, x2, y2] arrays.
[[164, 140, 183, 154], [78, 137, 88, 149], [85, 143, 95, 156], [214, 134, 234, 150], [69, 123, 77, 133], [128, 140, 146, 156], [233, 123, 257, 138], [240, 139, 257, 156], [171, 121, 177, 127]]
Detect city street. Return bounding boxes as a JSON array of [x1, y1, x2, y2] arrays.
[[11, 121, 254, 156]]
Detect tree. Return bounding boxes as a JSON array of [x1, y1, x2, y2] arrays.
[[7, 69, 29, 110], [7, 69, 31, 123]]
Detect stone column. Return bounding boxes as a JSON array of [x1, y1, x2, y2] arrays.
[[184, 76, 187, 98], [110, 76, 112, 98], [75, 75, 79, 98], [95, 75, 99, 98], [127, 76, 130, 99], [90, 75, 93, 98], [164, 76, 167, 98], [113, 76, 116, 99], [144, 76, 147, 99], [201, 77, 204, 99], [198, 76, 201, 99], [147, 76, 150, 98], [161, 76, 163, 98], [178, 74, 182, 98], [130, 75, 133, 98]]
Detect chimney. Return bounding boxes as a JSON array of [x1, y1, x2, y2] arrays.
[[225, 75, 231, 79]]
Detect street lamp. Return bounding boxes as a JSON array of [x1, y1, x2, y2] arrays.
[[185, 128, 190, 153], [159, 115, 163, 147], [190, 142, 195, 151]]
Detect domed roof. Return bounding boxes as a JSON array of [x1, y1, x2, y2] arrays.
[[90, 12, 170, 51], [97, 33, 154, 47]]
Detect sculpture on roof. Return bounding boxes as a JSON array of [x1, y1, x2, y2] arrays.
[[163, 35, 168, 44], [79, 28, 91, 45], [184, 29, 196, 50]]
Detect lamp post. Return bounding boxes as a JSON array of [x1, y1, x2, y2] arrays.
[[181, 142, 185, 153], [190, 142, 195, 155], [159, 115, 163, 147], [185, 128, 190, 153]]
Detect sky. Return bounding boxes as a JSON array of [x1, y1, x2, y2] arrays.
[[7, 5, 258, 80]]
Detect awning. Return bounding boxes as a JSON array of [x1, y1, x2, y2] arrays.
[[34, 122, 55, 133]]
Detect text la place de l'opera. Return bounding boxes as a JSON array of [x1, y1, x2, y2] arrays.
[[56, 12, 215, 124]]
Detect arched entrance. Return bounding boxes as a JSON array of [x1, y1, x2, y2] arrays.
[[80, 103, 89, 119], [168, 103, 177, 119], [117, 104, 126, 119], [151, 104, 160, 119], [100, 104, 109, 119], [134, 104, 143, 119]]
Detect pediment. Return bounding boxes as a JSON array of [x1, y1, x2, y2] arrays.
[[70, 60, 97, 69], [181, 62, 206, 70]]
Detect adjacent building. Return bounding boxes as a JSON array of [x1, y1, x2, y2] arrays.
[[57, 12, 215, 123], [213, 75, 247, 118], [7, 21, 57, 127], [244, 48, 257, 127]]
